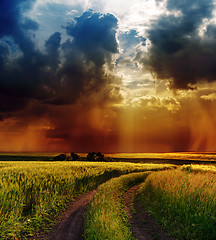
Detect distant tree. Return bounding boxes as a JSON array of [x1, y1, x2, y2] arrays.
[[87, 152, 96, 161], [96, 152, 104, 161], [53, 154, 67, 161], [71, 152, 79, 161]]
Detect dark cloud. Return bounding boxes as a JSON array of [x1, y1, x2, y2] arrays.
[[0, 0, 35, 37], [0, 0, 20, 37], [66, 10, 118, 66], [0, 42, 10, 65], [46, 10, 120, 105], [45, 32, 61, 70], [0, 0, 52, 102], [141, 0, 216, 90], [166, 0, 212, 18], [21, 18, 39, 31], [0, 5, 121, 117], [0, 95, 28, 113]]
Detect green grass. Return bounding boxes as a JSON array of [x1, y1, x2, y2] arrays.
[[180, 164, 216, 173], [0, 161, 173, 239], [85, 171, 154, 240], [138, 169, 216, 240]]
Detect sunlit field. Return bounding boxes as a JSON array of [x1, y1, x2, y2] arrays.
[[1, 152, 216, 239], [0, 161, 173, 239], [106, 152, 216, 161], [85, 171, 151, 240], [139, 168, 216, 239], [181, 164, 216, 173]]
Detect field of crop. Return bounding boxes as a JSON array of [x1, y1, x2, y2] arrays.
[[106, 152, 216, 162], [180, 163, 216, 173], [0, 161, 173, 239], [2, 156, 216, 240], [85, 171, 151, 239], [138, 168, 216, 239]]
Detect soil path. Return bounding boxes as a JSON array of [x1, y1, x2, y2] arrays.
[[123, 185, 175, 240], [31, 190, 96, 240], [48, 190, 96, 240], [31, 184, 175, 240]]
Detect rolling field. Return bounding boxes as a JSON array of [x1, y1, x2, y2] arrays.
[[1, 154, 216, 239], [85, 164, 216, 240], [138, 167, 216, 239], [0, 161, 173, 239], [107, 152, 216, 161]]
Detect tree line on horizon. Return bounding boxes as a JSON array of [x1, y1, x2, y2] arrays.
[[53, 152, 107, 162]]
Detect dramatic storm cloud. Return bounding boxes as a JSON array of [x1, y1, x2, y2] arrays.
[[0, 1, 120, 113], [1, 0, 216, 152], [142, 0, 216, 89], [55, 10, 119, 104]]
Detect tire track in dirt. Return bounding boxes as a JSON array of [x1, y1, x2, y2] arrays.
[[123, 185, 175, 240], [31, 190, 96, 240]]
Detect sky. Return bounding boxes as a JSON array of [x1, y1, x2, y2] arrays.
[[1, 0, 216, 152]]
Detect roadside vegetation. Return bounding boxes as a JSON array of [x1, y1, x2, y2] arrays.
[[138, 168, 216, 240], [0, 161, 173, 239], [85, 172, 151, 240]]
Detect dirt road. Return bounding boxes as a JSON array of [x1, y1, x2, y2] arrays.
[[31, 190, 96, 240], [123, 185, 175, 240], [48, 190, 96, 240], [31, 184, 174, 240]]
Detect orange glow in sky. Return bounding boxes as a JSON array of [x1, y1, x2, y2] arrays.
[[1, 0, 216, 152]]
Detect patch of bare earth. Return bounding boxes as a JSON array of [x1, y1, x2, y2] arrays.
[[30, 190, 96, 240], [123, 185, 175, 240]]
